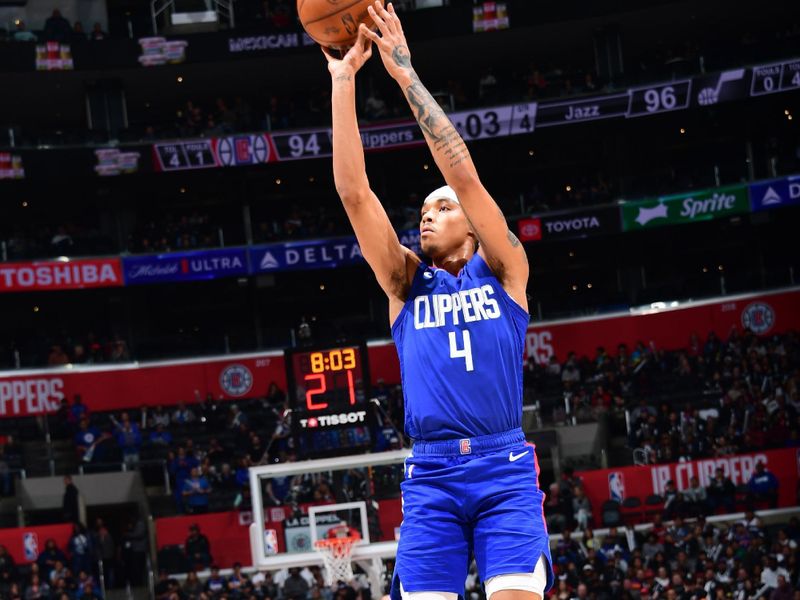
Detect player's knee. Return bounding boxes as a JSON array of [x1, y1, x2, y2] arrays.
[[400, 590, 458, 600], [400, 585, 458, 600], [484, 556, 548, 600]]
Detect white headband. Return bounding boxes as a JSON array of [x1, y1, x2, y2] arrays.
[[423, 185, 460, 205]]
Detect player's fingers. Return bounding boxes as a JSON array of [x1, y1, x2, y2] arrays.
[[320, 46, 335, 63], [387, 3, 404, 32], [367, 3, 390, 36], [359, 23, 381, 45], [375, 1, 397, 34]]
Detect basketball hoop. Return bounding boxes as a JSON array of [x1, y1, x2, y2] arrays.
[[314, 525, 361, 585]]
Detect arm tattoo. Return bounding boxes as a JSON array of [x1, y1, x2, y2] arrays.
[[403, 70, 469, 168], [334, 73, 352, 83], [507, 229, 521, 248]]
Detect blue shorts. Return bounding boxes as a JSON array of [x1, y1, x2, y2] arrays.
[[391, 428, 554, 598]]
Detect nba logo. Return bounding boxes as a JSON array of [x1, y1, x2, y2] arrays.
[[23, 532, 38, 561], [608, 472, 625, 502], [459, 439, 471, 455], [264, 529, 278, 556]]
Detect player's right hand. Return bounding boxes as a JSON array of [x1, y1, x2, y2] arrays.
[[322, 28, 373, 79]]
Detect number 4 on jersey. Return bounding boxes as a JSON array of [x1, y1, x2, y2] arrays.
[[449, 330, 474, 372]]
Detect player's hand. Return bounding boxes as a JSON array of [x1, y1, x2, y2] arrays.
[[322, 28, 373, 79], [360, 2, 412, 81]]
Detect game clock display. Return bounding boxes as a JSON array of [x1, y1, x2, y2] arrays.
[[285, 343, 373, 455]]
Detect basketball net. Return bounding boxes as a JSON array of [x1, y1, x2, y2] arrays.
[[314, 525, 361, 586]]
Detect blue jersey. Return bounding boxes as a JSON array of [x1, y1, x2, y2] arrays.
[[391, 252, 529, 441]]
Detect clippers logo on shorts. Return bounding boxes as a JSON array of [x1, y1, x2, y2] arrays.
[[608, 472, 625, 502], [460, 439, 471, 454], [741, 302, 775, 335], [23, 532, 39, 561], [219, 364, 253, 397]]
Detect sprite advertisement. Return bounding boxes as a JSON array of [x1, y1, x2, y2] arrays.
[[620, 184, 750, 231]]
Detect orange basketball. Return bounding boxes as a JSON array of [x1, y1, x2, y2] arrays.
[[298, 0, 384, 51]]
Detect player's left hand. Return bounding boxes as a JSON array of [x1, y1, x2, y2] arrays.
[[322, 27, 373, 79], [360, 2, 413, 81]]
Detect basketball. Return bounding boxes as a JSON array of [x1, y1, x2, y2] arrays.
[[298, 0, 384, 51]]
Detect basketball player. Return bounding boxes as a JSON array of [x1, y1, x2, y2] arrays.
[[322, 4, 553, 600]]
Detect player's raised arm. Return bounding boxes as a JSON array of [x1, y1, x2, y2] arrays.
[[323, 31, 419, 307], [360, 2, 529, 307]]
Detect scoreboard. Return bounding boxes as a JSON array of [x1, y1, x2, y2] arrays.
[[284, 342, 374, 456]]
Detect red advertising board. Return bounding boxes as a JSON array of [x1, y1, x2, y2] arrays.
[[155, 498, 403, 569], [0, 354, 285, 418], [0, 258, 123, 292], [0, 288, 797, 417], [155, 510, 281, 568], [523, 287, 800, 365], [576, 448, 800, 513], [0, 523, 73, 564]]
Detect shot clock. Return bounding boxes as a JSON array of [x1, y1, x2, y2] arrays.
[[285, 342, 374, 456]]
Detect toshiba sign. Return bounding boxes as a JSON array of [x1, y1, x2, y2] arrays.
[[0, 378, 64, 416], [0, 259, 123, 292]]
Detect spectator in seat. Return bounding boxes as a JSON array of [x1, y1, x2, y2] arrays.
[[172, 401, 196, 426], [545, 482, 568, 533], [768, 575, 793, 600], [148, 423, 173, 447], [12, 20, 37, 42], [572, 485, 592, 530], [683, 476, 708, 516], [44, 9, 72, 42], [182, 468, 211, 514], [71, 21, 86, 41], [112, 412, 142, 466], [182, 571, 204, 597], [185, 524, 212, 570], [663, 480, 684, 518], [26, 574, 50, 599], [68, 524, 93, 578], [89, 22, 107, 41], [706, 468, 736, 514], [92, 517, 115, 590], [0, 544, 16, 594], [68, 395, 89, 429], [283, 567, 310, 600], [205, 566, 227, 595], [37, 539, 68, 581], [747, 462, 779, 508], [74, 417, 105, 463], [48, 345, 70, 366], [760, 557, 789, 591], [147, 405, 171, 429], [228, 562, 249, 594]]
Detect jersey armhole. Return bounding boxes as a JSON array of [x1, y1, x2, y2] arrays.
[[473, 253, 530, 325], [390, 262, 430, 336]]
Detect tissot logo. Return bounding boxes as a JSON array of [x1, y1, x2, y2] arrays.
[[299, 411, 367, 428]]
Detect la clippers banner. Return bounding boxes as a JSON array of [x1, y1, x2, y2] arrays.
[[576, 448, 800, 511], [0, 258, 123, 292], [123, 248, 249, 285], [0, 354, 285, 418], [0, 523, 73, 564], [518, 207, 620, 242], [523, 287, 800, 366]]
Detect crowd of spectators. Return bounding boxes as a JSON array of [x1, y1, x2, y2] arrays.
[[127, 211, 221, 254], [0, 511, 149, 598], [523, 329, 800, 462], [536, 516, 800, 600]]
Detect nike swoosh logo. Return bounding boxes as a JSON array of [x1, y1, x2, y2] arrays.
[[509, 450, 530, 462]]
